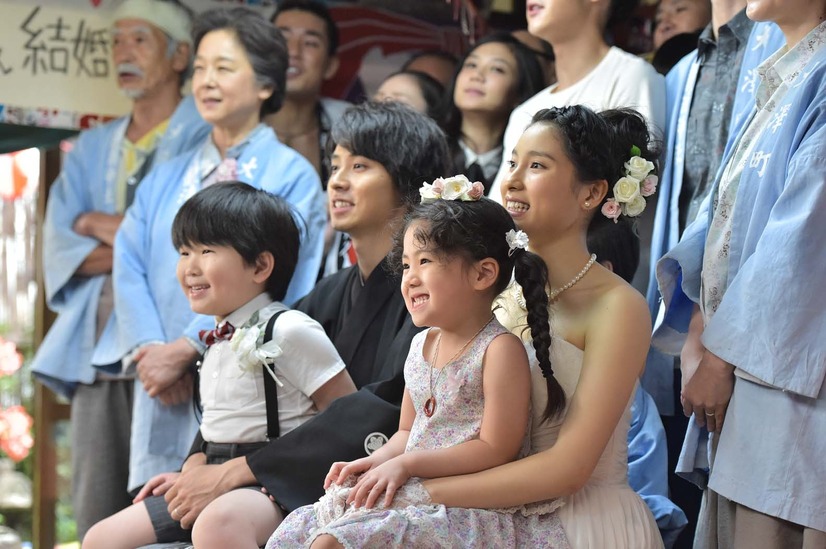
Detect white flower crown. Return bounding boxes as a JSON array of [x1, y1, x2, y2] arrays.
[[420, 174, 485, 203], [601, 146, 658, 223]]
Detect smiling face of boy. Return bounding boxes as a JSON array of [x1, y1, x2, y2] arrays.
[[176, 243, 271, 321]]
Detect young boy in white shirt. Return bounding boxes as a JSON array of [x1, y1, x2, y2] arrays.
[[83, 182, 356, 549]]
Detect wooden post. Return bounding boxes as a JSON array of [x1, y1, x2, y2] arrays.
[[32, 147, 69, 549]]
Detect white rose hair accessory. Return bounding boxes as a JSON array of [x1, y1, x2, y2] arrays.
[[601, 145, 658, 223], [506, 229, 529, 256], [420, 174, 485, 204]]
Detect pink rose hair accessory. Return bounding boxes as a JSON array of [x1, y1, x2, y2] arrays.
[[640, 174, 658, 197], [601, 200, 622, 223]]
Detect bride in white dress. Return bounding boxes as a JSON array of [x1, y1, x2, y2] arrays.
[[423, 105, 663, 548]]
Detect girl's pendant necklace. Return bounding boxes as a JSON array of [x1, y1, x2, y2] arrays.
[[424, 317, 494, 418]]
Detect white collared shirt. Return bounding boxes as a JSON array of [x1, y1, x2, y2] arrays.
[[199, 293, 346, 443], [458, 139, 503, 182]]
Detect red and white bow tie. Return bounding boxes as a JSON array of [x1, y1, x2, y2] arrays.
[[199, 321, 235, 347]]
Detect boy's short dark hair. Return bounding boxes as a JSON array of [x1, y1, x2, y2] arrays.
[[171, 182, 300, 301], [271, 0, 339, 56], [607, 0, 641, 29]]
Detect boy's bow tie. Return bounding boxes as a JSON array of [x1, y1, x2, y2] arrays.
[[199, 322, 235, 347]]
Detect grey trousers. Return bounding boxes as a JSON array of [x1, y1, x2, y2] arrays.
[[695, 489, 826, 549], [71, 378, 134, 541]]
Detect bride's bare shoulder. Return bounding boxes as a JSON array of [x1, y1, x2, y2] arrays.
[[589, 275, 651, 332]]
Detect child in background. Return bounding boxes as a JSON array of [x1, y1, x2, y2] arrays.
[[83, 182, 356, 549], [268, 178, 568, 548], [586, 217, 640, 284], [652, 0, 711, 51]]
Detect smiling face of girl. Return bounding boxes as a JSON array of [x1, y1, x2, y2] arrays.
[[501, 122, 596, 245], [401, 220, 482, 329]]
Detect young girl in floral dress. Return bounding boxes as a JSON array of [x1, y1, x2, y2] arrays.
[[268, 178, 569, 548]]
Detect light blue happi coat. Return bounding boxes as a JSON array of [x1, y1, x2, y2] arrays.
[[654, 36, 826, 532], [93, 124, 325, 490], [31, 96, 209, 398], [643, 23, 786, 414]]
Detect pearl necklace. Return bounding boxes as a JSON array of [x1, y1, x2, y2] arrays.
[[424, 317, 494, 418], [516, 253, 597, 308], [550, 254, 597, 301]]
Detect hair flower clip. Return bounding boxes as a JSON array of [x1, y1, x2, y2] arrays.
[[602, 145, 657, 223], [506, 229, 529, 256], [420, 175, 485, 204]]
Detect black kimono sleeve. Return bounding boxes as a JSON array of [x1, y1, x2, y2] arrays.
[[246, 371, 404, 511], [243, 264, 421, 511]]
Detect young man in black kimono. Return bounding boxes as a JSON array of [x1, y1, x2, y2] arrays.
[[162, 101, 451, 527]]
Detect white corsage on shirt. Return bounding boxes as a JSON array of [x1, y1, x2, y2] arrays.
[[229, 323, 284, 386]]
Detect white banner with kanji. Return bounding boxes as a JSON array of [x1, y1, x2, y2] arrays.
[[0, 0, 272, 130]]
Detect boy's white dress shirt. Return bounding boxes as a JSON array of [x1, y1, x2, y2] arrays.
[[200, 293, 346, 444]]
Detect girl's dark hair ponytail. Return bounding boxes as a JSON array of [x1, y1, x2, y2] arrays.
[[513, 249, 566, 421]]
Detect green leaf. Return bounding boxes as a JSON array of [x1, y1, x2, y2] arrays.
[[630, 145, 641, 157]]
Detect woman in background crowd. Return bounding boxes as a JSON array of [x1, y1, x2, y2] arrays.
[[442, 33, 544, 192]]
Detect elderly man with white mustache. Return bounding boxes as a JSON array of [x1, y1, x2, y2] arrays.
[[31, 0, 208, 540]]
